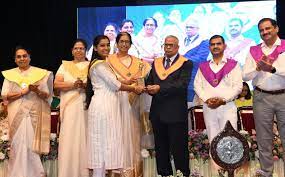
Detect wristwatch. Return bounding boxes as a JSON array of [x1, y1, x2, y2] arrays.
[[271, 67, 276, 74]]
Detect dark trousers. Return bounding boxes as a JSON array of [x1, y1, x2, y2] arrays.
[[151, 118, 190, 176]]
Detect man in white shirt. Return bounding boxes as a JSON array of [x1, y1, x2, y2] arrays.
[[225, 18, 256, 66], [242, 18, 285, 177], [194, 35, 243, 175]]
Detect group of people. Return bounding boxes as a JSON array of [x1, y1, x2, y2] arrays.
[[86, 18, 163, 63], [1, 17, 285, 177]]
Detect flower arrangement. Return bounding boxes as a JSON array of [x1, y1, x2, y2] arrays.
[[272, 135, 283, 161], [0, 130, 10, 162], [41, 133, 59, 161], [0, 101, 8, 121], [0, 101, 10, 163], [272, 122, 283, 161], [188, 130, 210, 162]]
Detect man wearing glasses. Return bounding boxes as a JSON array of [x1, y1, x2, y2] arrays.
[[146, 35, 192, 177]]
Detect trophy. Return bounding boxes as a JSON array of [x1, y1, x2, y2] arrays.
[[210, 121, 250, 177]]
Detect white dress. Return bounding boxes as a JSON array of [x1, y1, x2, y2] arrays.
[[87, 62, 125, 170], [57, 61, 89, 177]]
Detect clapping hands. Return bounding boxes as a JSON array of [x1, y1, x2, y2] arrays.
[[256, 55, 274, 72]]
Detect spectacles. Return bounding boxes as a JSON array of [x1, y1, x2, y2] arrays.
[[163, 44, 177, 48], [118, 40, 131, 45], [145, 24, 155, 27], [15, 54, 29, 59], [73, 47, 85, 51]]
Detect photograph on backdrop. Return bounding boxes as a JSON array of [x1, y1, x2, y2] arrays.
[[78, 0, 276, 67]]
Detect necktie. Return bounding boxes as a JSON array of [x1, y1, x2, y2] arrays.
[[185, 37, 191, 46], [165, 58, 171, 69]]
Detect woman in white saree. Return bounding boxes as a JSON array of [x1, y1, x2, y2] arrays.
[[1, 46, 53, 177], [54, 39, 90, 177]]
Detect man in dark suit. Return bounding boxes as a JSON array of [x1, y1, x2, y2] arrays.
[[146, 35, 192, 177]]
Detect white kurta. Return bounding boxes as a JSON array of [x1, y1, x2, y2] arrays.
[[194, 56, 243, 142], [87, 62, 124, 170], [1, 67, 53, 177], [110, 55, 149, 177], [57, 61, 89, 177]]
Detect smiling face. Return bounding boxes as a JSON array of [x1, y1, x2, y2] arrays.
[[72, 41, 86, 61], [94, 38, 110, 59], [144, 19, 156, 35], [228, 20, 242, 38], [15, 49, 31, 70], [258, 20, 279, 43], [117, 34, 131, 54], [104, 25, 117, 41], [121, 22, 134, 34]]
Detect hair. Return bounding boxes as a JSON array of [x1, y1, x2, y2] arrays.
[[143, 17, 158, 28], [209, 35, 225, 44], [237, 82, 252, 100], [104, 22, 119, 34], [165, 35, 179, 41], [91, 35, 110, 60], [229, 17, 243, 27], [72, 38, 88, 61], [72, 38, 87, 50], [115, 32, 133, 45], [85, 35, 110, 109], [258, 18, 277, 29], [120, 19, 134, 29], [14, 45, 31, 56]]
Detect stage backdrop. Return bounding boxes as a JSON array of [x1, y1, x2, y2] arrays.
[[1, 0, 285, 86]]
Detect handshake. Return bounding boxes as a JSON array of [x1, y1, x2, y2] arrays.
[[132, 85, 160, 95], [256, 55, 274, 72]]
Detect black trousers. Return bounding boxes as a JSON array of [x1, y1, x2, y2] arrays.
[[151, 118, 190, 176]]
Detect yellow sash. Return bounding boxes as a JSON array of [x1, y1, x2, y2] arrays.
[[89, 59, 105, 76], [62, 60, 89, 80], [107, 54, 150, 80], [154, 56, 187, 80], [2, 67, 47, 88], [107, 54, 151, 105]]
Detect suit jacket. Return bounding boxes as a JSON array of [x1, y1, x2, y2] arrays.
[[184, 39, 209, 101], [146, 54, 193, 123]]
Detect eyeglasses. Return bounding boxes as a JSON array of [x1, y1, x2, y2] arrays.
[[15, 54, 29, 59], [118, 40, 131, 45], [73, 47, 85, 51], [145, 24, 155, 27], [163, 44, 177, 48]]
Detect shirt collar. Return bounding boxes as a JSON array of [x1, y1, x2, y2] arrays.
[[261, 37, 281, 48], [209, 54, 228, 64], [229, 35, 244, 42], [166, 53, 178, 63]]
